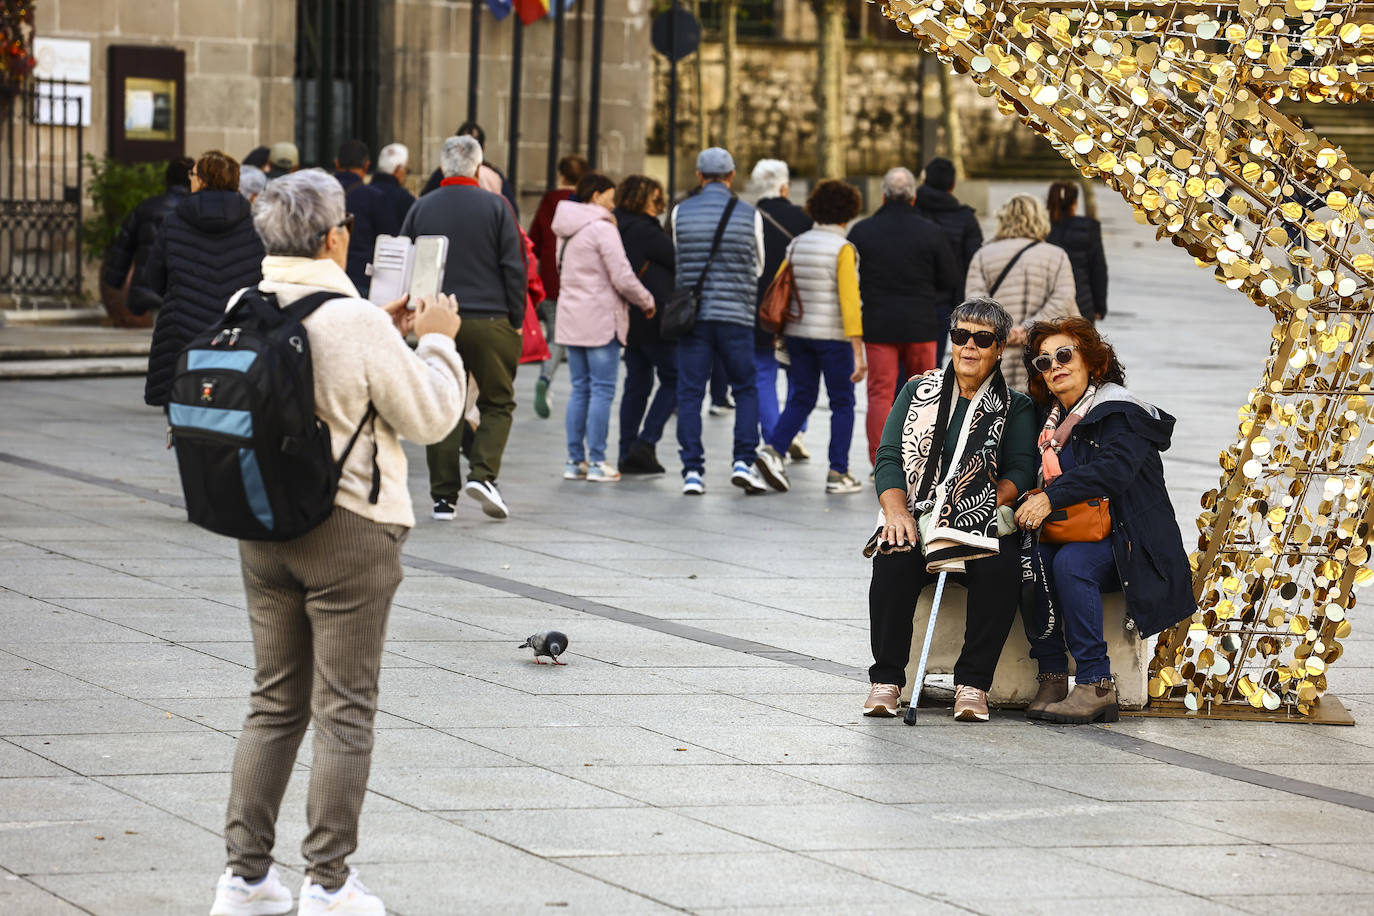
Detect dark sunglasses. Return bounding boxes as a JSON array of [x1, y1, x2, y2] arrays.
[[1031, 345, 1080, 374], [950, 328, 999, 348], [317, 213, 355, 241]]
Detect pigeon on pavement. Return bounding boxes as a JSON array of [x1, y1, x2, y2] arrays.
[[519, 631, 568, 665]]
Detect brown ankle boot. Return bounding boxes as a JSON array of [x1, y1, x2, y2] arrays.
[[1040, 678, 1118, 724], [1025, 673, 1069, 720]]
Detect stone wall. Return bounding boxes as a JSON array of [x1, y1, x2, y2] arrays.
[[652, 38, 1048, 182]]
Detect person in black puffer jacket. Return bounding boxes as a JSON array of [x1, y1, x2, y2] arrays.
[[914, 157, 983, 365], [614, 175, 678, 474], [103, 156, 194, 323], [1046, 181, 1108, 321], [139, 150, 265, 407]]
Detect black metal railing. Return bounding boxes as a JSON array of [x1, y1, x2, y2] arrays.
[[295, 0, 381, 169], [0, 80, 84, 298]]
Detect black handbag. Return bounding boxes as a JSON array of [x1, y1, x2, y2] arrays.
[[661, 196, 740, 341]]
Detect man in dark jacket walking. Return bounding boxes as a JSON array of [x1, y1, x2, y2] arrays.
[[420, 122, 519, 219], [849, 166, 958, 465], [333, 139, 401, 297], [915, 157, 983, 365], [401, 135, 526, 522], [750, 159, 813, 451], [371, 142, 417, 230], [101, 156, 194, 324]]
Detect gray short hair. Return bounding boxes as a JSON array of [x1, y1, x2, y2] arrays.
[[377, 142, 408, 175], [881, 167, 917, 203], [951, 297, 1013, 342], [441, 136, 482, 178], [251, 169, 346, 259], [750, 158, 789, 198], [238, 165, 267, 201]]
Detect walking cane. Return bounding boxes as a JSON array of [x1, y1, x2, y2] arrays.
[[903, 570, 949, 726]]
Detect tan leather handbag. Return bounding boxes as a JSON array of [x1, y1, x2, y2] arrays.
[[1041, 497, 1111, 544]]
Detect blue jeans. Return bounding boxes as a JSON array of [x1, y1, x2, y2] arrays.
[[565, 340, 621, 464], [676, 320, 759, 473], [766, 337, 855, 474], [1029, 538, 1120, 683], [710, 353, 731, 407], [756, 343, 806, 443], [619, 339, 679, 456]]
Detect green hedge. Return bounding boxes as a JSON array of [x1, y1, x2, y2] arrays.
[[82, 154, 167, 263]]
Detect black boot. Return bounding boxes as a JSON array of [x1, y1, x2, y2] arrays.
[[619, 440, 665, 476]]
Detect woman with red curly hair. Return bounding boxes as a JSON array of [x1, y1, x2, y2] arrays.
[[1014, 317, 1194, 724]]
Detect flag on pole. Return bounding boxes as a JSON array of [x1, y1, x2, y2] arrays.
[[513, 0, 548, 24], [485, 0, 513, 19]]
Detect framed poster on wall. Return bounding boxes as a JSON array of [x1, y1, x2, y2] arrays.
[[107, 46, 185, 161]]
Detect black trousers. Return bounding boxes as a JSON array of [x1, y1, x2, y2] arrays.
[[868, 535, 1021, 691]]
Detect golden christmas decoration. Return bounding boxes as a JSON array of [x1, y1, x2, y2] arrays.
[[876, 0, 1374, 721]]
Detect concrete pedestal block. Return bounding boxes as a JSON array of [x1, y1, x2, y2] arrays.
[[898, 583, 1148, 709]]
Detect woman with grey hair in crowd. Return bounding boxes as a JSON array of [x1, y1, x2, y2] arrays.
[[238, 165, 268, 202], [964, 193, 1078, 391], [209, 169, 464, 916], [862, 297, 1037, 723]]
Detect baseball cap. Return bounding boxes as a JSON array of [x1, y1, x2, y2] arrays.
[[269, 141, 299, 171], [696, 147, 735, 175]]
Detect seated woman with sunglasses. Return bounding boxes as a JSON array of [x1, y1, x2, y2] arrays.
[[1014, 317, 1195, 724], [863, 298, 1037, 722]]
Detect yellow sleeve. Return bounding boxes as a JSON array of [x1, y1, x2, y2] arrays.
[[837, 244, 863, 337]]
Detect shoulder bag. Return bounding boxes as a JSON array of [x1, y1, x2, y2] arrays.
[[661, 197, 739, 341], [986, 241, 1039, 298], [1039, 494, 1111, 543], [757, 260, 802, 335]]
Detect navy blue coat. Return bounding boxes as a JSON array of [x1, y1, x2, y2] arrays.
[[1042, 386, 1196, 638]]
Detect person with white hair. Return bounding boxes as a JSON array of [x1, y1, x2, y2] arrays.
[[371, 141, 416, 227], [847, 165, 959, 467], [401, 134, 527, 521], [237, 164, 267, 202], [749, 158, 814, 459], [209, 168, 463, 916]]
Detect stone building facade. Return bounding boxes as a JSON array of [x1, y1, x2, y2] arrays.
[[8, 0, 653, 309]]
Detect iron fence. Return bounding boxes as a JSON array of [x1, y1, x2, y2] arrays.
[[0, 80, 84, 298]]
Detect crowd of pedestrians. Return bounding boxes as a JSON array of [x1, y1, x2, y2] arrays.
[[101, 131, 1147, 915]]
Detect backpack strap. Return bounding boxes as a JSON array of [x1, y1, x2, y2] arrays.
[[283, 290, 344, 322], [336, 403, 381, 505], [693, 196, 740, 298], [987, 241, 1040, 298]]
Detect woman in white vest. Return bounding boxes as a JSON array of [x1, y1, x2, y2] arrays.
[[754, 180, 867, 495]]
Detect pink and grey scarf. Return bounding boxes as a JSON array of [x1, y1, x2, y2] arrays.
[[1037, 385, 1096, 485]]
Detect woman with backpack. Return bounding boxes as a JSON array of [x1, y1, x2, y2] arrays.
[[551, 172, 657, 482], [140, 150, 265, 407], [613, 175, 678, 476], [1046, 181, 1109, 322], [964, 193, 1078, 392]]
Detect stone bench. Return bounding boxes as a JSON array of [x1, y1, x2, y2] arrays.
[[899, 582, 1148, 709]]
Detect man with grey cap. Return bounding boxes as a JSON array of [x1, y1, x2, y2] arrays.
[[668, 147, 769, 496], [267, 141, 299, 176]]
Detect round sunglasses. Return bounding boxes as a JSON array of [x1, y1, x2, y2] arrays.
[[1031, 345, 1080, 374], [950, 328, 999, 348]]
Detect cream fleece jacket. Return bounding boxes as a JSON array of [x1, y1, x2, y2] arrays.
[[248, 256, 465, 528]]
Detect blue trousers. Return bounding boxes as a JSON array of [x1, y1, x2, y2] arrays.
[[565, 340, 621, 464], [756, 344, 809, 444], [676, 320, 759, 473], [619, 339, 679, 457], [766, 337, 855, 474], [1028, 538, 1120, 683]]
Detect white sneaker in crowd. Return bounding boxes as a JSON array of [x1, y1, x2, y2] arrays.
[[210, 866, 293, 916], [826, 470, 863, 494], [586, 461, 621, 483], [297, 869, 384, 916], [730, 460, 767, 494], [682, 470, 705, 495], [464, 479, 509, 519], [754, 446, 790, 492], [563, 460, 588, 480], [787, 433, 811, 461]]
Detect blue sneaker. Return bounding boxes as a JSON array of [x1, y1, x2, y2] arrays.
[[682, 470, 705, 495], [731, 460, 767, 494], [564, 461, 587, 480]]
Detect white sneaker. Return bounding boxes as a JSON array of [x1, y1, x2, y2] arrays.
[[753, 446, 790, 492], [464, 479, 509, 519], [682, 470, 705, 495], [210, 866, 293, 916], [730, 460, 767, 494], [298, 870, 384, 916], [586, 461, 621, 483]]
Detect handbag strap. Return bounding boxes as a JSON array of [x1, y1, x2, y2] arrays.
[[758, 205, 795, 241], [987, 241, 1040, 297], [692, 196, 741, 297]]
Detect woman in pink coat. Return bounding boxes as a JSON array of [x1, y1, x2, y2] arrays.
[[553, 173, 656, 482]]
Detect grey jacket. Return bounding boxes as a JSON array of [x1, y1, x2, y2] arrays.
[[669, 182, 764, 328], [399, 182, 525, 326]]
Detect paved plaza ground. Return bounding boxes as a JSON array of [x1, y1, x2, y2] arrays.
[[1, 184, 1373, 914]]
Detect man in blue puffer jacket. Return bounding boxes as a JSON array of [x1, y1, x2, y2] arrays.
[[668, 148, 769, 496]]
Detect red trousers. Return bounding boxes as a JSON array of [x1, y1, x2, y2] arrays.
[[864, 340, 937, 465]]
